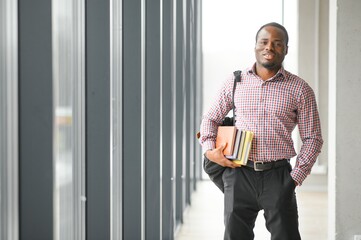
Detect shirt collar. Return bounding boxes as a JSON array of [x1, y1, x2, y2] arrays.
[[247, 63, 287, 82]]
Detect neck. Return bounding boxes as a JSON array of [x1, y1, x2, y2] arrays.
[[255, 64, 280, 81]]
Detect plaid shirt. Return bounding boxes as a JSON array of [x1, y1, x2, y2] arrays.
[[199, 65, 323, 185]]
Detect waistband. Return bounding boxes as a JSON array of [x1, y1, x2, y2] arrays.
[[244, 159, 290, 171]]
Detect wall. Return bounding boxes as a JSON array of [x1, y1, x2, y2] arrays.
[[121, 0, 203, 238], [0, 0, 203, 239], [329, 0, 361, 239]]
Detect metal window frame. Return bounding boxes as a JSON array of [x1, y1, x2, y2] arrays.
[[0, 0, 19, 239], [110, 0, 123, 239]]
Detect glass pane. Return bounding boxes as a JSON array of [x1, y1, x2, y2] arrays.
[[52, 0, 85, 239]]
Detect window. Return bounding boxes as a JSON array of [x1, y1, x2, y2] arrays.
[[52, 1, 85, 239]]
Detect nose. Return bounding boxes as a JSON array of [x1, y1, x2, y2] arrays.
[[265, 41, 274, 51]]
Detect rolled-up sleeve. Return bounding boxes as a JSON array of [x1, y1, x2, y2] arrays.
[[291, 83, 323, 185], [199, 75, 234, 154]]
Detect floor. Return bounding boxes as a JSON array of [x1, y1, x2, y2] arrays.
[[175, 180, 327, 240]]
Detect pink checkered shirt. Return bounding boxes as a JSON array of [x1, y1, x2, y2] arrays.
[[199, 65, 323, 185]]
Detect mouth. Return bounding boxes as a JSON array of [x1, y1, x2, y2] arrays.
[[263, 52, 275, 60]]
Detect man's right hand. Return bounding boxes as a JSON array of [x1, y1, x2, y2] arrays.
[[205, 144, 241, 168]]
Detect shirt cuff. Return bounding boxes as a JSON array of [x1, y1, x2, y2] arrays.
[[202, 141, 215, 155], [290, 168, 308, 186]]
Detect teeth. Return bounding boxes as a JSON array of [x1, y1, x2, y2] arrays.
[[264, 54, 273, 59]]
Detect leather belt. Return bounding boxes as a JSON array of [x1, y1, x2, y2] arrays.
[[245, 159, 290, 171]]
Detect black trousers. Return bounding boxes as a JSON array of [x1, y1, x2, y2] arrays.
[[222, 164, 301, 240]]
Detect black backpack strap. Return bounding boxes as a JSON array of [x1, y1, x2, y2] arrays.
[[232, 70, 242, 125], [233, 70, 242, 83]]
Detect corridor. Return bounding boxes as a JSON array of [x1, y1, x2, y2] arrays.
[[2, 0, 361, 239]]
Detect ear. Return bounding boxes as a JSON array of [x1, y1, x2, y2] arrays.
[[285, 46, 289, 55]]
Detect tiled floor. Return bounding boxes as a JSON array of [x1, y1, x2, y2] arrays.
[[175, 180, 327, 240]]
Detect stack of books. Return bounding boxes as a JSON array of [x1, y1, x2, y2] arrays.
[[215, 126, 254, 165]]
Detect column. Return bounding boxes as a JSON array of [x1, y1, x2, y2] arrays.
[[329, 0, 361, 239]]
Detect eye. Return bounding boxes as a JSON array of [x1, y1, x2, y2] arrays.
[[275, 41, 284, 47]]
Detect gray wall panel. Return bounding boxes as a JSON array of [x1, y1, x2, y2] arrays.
[[175, 0, 185, 225], [161, 0, 175, 238], [122, 0, 143, 239], [145, 0, 161, 238], [185, 0, 191, 205], [189, 0, 197, 192], [195, 0, 203, 182], [86, 0, 111, 239], [18, 0, 53, 239]]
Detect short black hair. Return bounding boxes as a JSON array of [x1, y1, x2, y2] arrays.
[[255, 22, 289, 46]]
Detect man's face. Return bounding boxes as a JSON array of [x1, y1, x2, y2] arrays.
[[255, 26, 288, 70]]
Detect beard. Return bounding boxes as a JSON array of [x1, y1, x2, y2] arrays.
[[255, 51, 285, 71], [261, 61, 277, 69], [260, 56, 285, 70]]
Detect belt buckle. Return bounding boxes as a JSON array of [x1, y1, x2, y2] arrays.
[[254, 161, 264, 171]]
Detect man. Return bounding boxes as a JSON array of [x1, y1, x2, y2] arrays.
[[199, 22, 323, 240]]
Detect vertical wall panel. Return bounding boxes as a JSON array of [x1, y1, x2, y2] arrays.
[[145, 0, 161, 239], [329, 0, 361, 238], [195, 0, 203, 182], [175, 0, 185, 226], [171, 0, 178, 235], [161, 0, 175, 238], [184, 0, 192, 204], [86, 0, 111, 239], [122, 0, 143, 239], [18, 0, 54, 239], [189, 0, 196, 192]]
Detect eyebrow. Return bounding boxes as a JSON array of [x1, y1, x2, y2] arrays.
[[258, 38, 283, 42]]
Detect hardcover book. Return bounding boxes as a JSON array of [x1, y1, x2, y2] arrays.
[[225, 130, 242, 159], [215, 126, 237, 156], [231, 130, 254, 165]]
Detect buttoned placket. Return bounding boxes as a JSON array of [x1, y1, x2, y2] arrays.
[[257, 78, 266, 161]]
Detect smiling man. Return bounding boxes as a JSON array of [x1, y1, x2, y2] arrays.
[[199, 22, 323, 240]]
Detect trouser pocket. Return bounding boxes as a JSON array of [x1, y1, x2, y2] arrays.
[[203, 155, 226, 192]]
